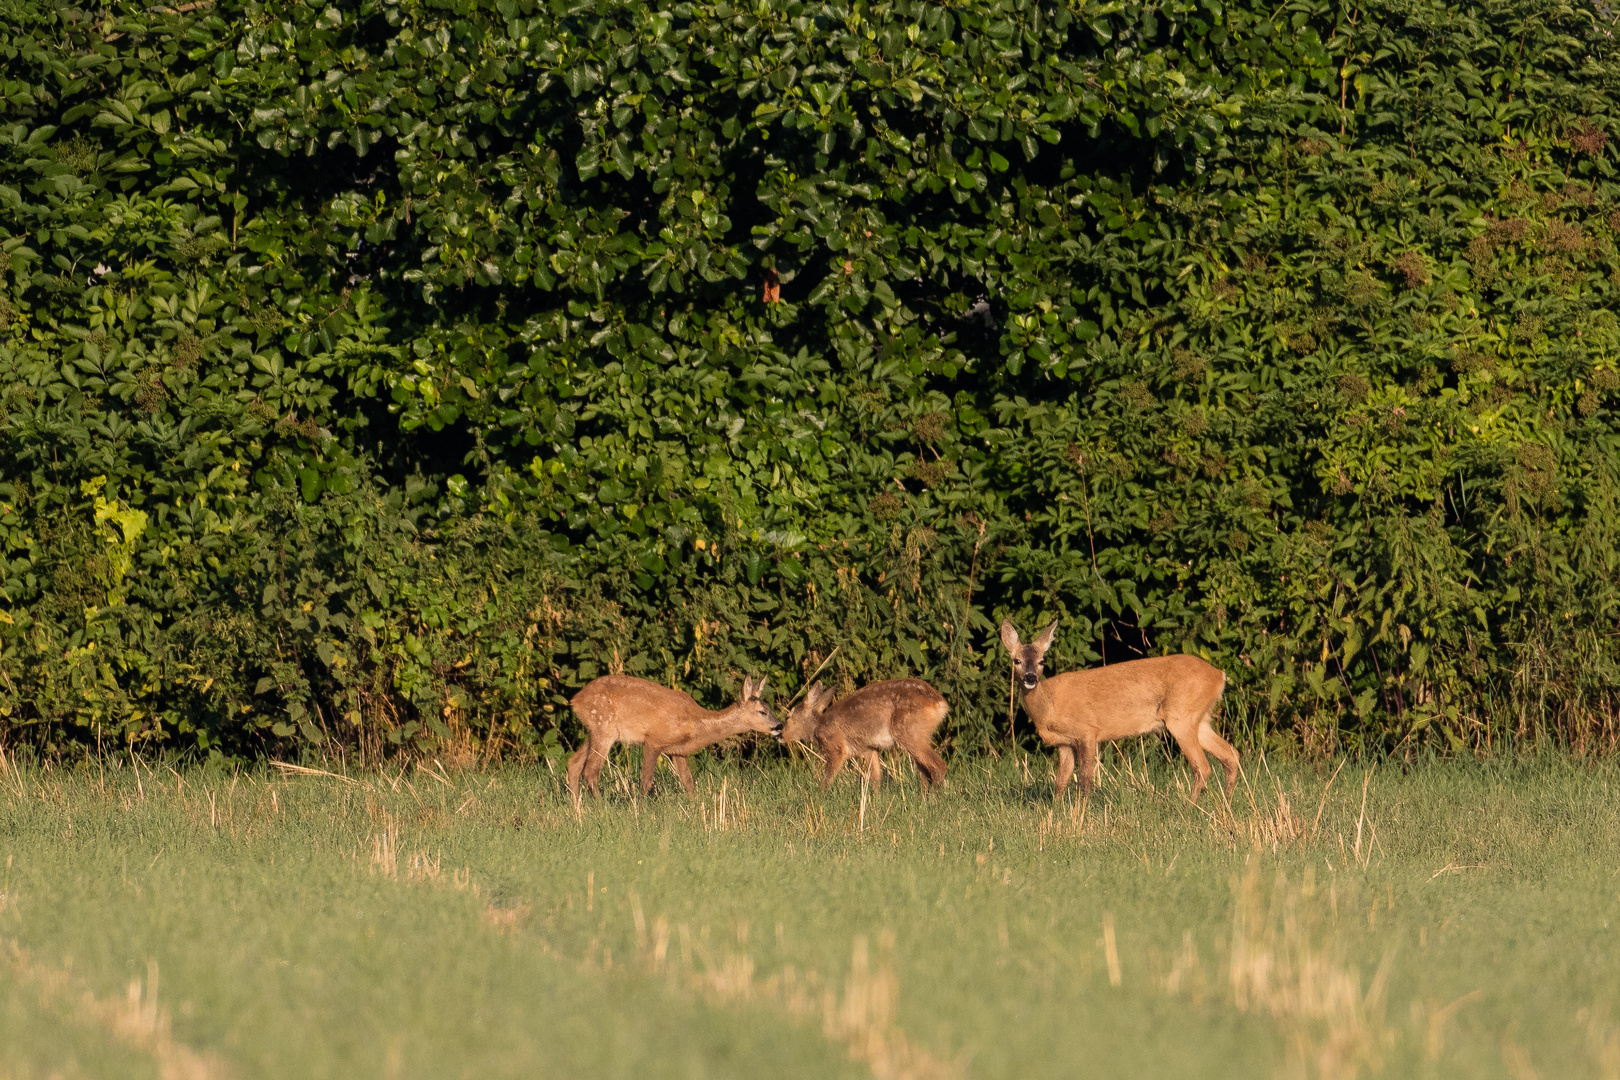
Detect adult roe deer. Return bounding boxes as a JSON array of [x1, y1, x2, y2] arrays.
[[999, 619, 1239, 801], [566, 675, 779, 802], [780, 678, 949, 792]]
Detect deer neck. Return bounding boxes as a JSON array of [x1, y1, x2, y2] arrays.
[[1016, 675, 1047, 715], [689, 702, 754, 739]]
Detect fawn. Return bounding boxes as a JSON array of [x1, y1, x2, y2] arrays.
[[780, 678, 949, 792], [1000, 619, 1239, 801], [565, 674, 779, 802]]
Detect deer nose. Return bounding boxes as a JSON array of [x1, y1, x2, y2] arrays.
[[1022, 674, 1039, 690]]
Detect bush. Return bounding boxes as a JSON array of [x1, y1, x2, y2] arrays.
[[3, 0, 1620, 761]]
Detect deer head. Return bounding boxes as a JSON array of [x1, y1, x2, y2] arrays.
[[1000, 618, 1058, 692], [734, 675, 781, 734], [780, 681, 834, 744]]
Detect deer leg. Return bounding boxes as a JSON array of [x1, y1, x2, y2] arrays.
[[639, 743, 660, 796], [1169, 722, 1213, 801], [820, 738, 850, 790], [863, 750, 883, 793], [905, 739, 947, 792], [1076, 739, 1100, 798], [1198, 722, 1240, 794], [1053, 744, 1076, 800], [566, 742, 590, 803], [581, 735, 616, 799], [670, 755, 696, 796]]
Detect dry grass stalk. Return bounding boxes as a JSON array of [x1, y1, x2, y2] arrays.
[[269, 761, 356, 785], [697, 776, 749, 832], [1164, 929, 1207, 1003], [820, 933, 946, 1080], [370, 827, 398, 879], [664, 925, 959, 1080], [1226, 867, 1393, 1080], [2, 940, 233, 1080], [1412, 989, 1483, 1061], [366, 823, 513, 937], [1579, 1004, 1620, 1080], [406, 848, 441, 884], [0, 743, 25, 799], [1502, 1037, 1540, 1080], [481, 901, 531, 934], [1101, 912, 1122, 987]]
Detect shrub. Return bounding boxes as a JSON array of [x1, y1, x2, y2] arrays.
[[2, 0, 1619, 761]]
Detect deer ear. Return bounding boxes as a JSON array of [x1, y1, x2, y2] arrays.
[[999, 619, 1021, 655], [741, 676, 756, 700], [1034, 619, 1059, 653], [755, 676, 769, 698]]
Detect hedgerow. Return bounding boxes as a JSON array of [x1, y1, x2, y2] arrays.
[[3, 0, 1619, 762]]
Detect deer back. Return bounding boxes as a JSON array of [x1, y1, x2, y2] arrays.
[[817, 678, 948, 750], [1025, 655, 1225, 742], [571, 675, 706, 745]]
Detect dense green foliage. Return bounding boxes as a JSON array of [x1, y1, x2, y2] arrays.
[[3, 0, 1619, 759]]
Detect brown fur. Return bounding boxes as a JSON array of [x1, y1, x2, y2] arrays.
[[565, 675, 777, 803], [1000, 619, 1239, 802], [781, 678, 949, 793]]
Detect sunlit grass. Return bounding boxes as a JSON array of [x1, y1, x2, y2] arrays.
[[1, 745, 1616, 1078]]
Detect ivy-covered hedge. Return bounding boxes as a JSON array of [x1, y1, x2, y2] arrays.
[[3, 0, 1620, 762]]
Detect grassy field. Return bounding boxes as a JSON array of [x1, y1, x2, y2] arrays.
[[1, 743, 1617, 1080]]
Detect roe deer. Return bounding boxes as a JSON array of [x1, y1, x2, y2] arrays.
[[566, 675, 778, 802], [1000, 619, 1238, 801], [780, 678, 949, 792]]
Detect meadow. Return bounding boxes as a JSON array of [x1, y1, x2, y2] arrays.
[[1, 744, 1617, 1080]]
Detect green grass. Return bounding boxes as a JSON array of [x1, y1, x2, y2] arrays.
[[1, 745, 1618, 1079]]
